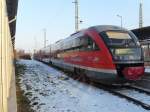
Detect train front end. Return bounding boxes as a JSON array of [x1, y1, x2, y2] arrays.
[[100, 29, 145, 80]]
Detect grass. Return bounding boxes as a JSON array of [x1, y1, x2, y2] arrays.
[[15, 61, 35, 112]]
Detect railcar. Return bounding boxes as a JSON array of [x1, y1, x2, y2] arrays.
[[36, 25, 145, 84]]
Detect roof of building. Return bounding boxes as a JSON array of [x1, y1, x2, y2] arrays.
[[6, 0, 18, 44], [131, 26, 150, 40]]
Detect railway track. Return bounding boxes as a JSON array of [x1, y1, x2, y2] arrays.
[[94, 83, 150, 110], [39, 61, 150, 110], [123, 85, 150, 95]]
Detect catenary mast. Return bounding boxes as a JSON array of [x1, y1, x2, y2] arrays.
[[139, 0, 143, 28]]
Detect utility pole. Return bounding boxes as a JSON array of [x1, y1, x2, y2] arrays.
[[34, 36, 37, 53], [139, 0, 143, 28], [43, 28, 46, 48], [73, 0, 79, 32], [117, 15, 123, 28]]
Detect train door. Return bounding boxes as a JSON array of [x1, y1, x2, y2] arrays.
[[74, 34, 110, 69]]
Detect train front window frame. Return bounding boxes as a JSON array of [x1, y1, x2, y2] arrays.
[[110, 47, 142, 61], [100, 31, 137, 47]]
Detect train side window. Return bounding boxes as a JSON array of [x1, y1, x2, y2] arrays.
[[80, 35, 99, 51], [61, 35, 99, 52]]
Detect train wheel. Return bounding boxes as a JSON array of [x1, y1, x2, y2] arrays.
[[74, 68, 80, 75], [74, 68, 82, 80], [74, 68, 90, 82], [49, 61, 52, 65], [117, 69, 124, 78]]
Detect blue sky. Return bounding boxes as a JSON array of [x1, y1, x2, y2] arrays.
[[15, 0, 150, 52]]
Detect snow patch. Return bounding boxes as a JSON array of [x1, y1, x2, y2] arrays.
[[17, 60, 149, 112]]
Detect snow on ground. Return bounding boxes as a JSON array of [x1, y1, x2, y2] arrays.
[[17, 60, 149, 112]]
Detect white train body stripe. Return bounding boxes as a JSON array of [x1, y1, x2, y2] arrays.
[[51, 59, 117, 74]]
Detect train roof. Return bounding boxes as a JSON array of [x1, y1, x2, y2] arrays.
[[88, 25, 128, 33], [52, 25, 130, 48]]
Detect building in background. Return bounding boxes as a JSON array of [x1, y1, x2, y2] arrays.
[[132, 26, 150, 66], [0, 0, 18, 112]]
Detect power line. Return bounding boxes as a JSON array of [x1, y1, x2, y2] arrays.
[[117, 14, 123, 28]]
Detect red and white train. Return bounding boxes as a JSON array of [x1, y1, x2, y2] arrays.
[[34, 25, 145, 84]]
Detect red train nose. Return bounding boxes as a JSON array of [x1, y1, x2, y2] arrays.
[[122, 66, 145, 80]]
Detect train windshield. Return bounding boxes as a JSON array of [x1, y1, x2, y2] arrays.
[[110, 48, 142, 61], [100, 31, 142, 61], [101, 31, 137, 47]]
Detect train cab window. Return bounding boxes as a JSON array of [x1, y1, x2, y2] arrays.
[[100, 31, 136, 47], [79, 35, 99, 51]]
